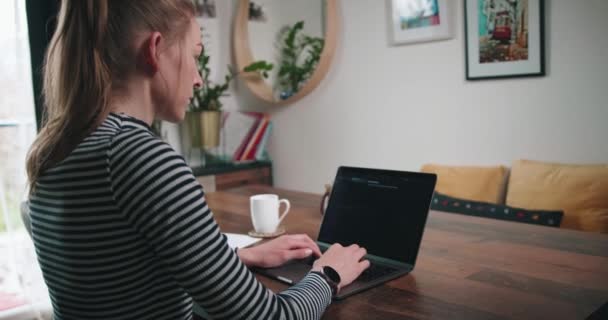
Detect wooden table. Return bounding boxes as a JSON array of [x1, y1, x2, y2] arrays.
[[206, 185, 608, 320]]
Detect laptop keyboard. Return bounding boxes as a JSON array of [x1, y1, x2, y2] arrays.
[[357, 263, 397, 282], [300, 248, 397, 282], [299, 250, 397, 282]]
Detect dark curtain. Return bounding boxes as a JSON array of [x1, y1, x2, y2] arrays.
[[25, 0, 59, 130]]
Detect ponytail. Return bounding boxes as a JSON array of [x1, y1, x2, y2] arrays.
[[26, 0, 112, 194], [27, 0, 195, 194]]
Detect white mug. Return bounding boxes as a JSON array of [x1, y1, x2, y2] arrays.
[[250, 194, 290, 233]]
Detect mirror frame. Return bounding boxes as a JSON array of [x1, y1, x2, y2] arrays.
[[233, 0, 338, 106]]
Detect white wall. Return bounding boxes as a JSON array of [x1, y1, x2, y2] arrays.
[[257, 0, 608, 193], [173, 1, 608, 194]]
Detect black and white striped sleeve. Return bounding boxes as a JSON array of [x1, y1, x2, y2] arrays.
[[107, 128, 332, 319]]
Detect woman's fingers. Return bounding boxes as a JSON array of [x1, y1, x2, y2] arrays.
[[285, 248, 314, 261], [356, 247, 367, 260], [286, 234, 322, 257], [298, 234, 322, 256], [358, 259, 371, 272]]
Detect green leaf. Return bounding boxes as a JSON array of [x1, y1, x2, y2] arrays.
[[274, 20, 325, 96], [189, 37, 272, 111]]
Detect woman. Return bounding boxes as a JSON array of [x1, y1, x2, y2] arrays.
[[26, 1, 369, 319]]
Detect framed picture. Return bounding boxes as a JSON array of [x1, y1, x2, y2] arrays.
[[193, 0, 216, 18], [465, 0, 545, 80], [387, 0, 452, 45]]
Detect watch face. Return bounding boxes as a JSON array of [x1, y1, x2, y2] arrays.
[[323, 266, 341, 283]]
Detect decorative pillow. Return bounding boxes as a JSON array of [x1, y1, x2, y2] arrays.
[[421, 164, 508, 204], [431, 192, 563, 227], [506, 159, 608, 233]]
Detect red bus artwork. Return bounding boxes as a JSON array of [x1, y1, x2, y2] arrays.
[[492, 11, 512, 43]]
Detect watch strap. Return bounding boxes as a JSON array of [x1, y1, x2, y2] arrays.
[[311, 271, 338, 298]]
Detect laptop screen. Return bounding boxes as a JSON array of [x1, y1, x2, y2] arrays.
[[318, 167, 436, 265]]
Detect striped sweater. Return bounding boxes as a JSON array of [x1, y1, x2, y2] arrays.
[[29, 113, 332, 320]]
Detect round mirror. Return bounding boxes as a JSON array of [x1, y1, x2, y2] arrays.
[[233, 0, 338, 106]]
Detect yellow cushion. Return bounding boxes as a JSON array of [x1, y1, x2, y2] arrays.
[[506, 159, 608, 233], [420, 164, 508, 204]]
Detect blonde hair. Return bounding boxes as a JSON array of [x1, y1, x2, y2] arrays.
[[26, 0, 195, 194]]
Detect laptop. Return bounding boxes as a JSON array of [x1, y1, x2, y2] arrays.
[[254, 166, 437, 300]]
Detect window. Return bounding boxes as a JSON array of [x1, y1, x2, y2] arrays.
[[0, 2, 51, 318], [0, 0, 36, 234]]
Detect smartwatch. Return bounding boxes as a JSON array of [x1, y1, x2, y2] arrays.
[[312, 266, 341, 297]]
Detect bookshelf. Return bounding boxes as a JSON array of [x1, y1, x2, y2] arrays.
[[192, 161, 272, 192]]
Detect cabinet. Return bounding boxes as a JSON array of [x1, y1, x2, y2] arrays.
[[192, 161, 272, 192]]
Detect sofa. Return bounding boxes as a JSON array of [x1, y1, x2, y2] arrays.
[[421, 159, 608, 233]]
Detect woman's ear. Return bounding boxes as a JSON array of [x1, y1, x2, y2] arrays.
[[141, 32, 163, 74]]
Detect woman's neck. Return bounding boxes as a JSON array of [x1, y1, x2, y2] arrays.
[[109, 81, 155, 125]]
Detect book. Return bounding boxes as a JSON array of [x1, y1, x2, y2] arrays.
[[255, 121, 273, 160], [232, 112, 264, 161], [221, 111, 259, 161], [240, 116, 270, 161], [224, 233, 261, 249]]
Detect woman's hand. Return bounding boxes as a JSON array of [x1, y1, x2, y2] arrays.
[[237, 234, 322, 268], [312, 243, 370, 290]]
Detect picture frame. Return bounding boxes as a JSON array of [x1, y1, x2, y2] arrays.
[[387, 0, 452, 45], [193, 0, 216, 18], [465, 0, 545, 80]]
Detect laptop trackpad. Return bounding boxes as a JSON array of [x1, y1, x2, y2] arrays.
[[259, 259, 313, 284]]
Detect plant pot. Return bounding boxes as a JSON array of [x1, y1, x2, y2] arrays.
[[186, 110, 221, 149]]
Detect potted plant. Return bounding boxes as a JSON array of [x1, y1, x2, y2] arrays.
[[186, 48, 272, 150], [275, 21, 324, 100]]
